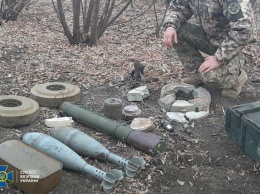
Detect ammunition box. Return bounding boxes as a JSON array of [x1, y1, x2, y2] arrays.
[[0, 140, 63, 194], [225, 101, 260, 163]]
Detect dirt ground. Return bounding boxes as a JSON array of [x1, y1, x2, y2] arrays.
[[0, 1, 260, 194]]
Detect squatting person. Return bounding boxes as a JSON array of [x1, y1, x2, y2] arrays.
[[163, 0, 255, 98]]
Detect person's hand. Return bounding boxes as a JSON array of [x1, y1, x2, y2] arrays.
[[163, 27, 178, 48], [198, 56, 220, 73]]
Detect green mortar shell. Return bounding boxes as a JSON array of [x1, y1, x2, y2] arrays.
[[59, 102, 132, 141]]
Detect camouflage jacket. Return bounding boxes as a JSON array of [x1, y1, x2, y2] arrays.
[[163, 0, 255, 66]]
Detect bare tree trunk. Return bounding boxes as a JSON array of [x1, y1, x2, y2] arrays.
[[9, 0, 28, 21], [98, 0, 114, 37], [0, 0, 25, 21], [89, 0, 100, 46], [72, 0, 81, 43], [5, 0, 16, 9], [98, 0, 111, 34], [251, 0, 257, 5], [56, 0, 74, 44], [82, 0, 88, 26], [53, 0, 132, 46], [83, 0, 94, 33]]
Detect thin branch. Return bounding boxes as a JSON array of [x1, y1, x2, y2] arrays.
[[52, 0, 61, 21], [9, 0, 28, 21], [155, 5, 167, 37], [56, 0, 74, 44], [107, 0, 132, 27], [98, 0, 131, 38], [110, 1, 153, 27], [152, 0, 160, 37], [1, 0, 19, 20], [98, 0, 115, 37], [98, 0, 111, 34], [84, 0, 94, 32]]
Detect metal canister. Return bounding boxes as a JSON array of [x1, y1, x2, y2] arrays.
[[184, 123, 192, 135], [162, 120, 174, 132], [122, 105, 141, 121], [103, 98, 123, 120]]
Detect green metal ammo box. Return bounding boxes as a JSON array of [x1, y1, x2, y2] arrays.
[[225, 101, 260, 163]]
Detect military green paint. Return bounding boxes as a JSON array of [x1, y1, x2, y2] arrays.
[[103, 98, 123, 120], [59, 102, 166, 155], [60, 102, 131, 138], [225, 101, 260, 163]]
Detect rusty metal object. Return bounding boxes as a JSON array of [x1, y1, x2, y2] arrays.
[[103, 98, 123, 120], [127, 131, 165, 154], [0, 140, 62, 194], [59, 102, 166, 155]]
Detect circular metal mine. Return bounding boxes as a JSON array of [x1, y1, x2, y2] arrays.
[[46, 84, 66, 91], [122, 105, 141, 120], [0, 99, 22, 107], [0, 95, 39, 127], [30, 82, 81, 107]]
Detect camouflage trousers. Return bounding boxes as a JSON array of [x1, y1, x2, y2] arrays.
[[174, 22, 245, 89]]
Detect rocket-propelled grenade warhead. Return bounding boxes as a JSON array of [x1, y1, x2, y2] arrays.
[[59, 102, 166, 155], [50, 127, 146, 178], [22, 132, 123, 193]]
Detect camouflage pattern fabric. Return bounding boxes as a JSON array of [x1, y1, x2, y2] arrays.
[[163, 0, 255, 88], [174, 22, 245, 89], [200, 53, 245, 89]]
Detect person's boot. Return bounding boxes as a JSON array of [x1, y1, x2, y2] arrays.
[[181, 73, 203, 86], [221, 69, 248, 98]]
